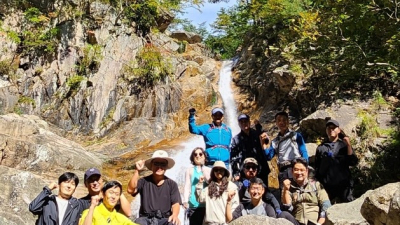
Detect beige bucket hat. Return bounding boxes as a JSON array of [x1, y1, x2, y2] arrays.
[[211, 161, 230, 177], [144, 150, 175, 170]]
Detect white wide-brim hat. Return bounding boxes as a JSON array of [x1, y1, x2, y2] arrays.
[[211, 161, 230, 177], [144, 150, 175, 170]]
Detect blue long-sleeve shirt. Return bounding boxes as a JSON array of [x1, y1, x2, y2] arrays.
[[188, 114, 232, 167]]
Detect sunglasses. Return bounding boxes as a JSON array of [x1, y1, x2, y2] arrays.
[[194, 152, 204, 157], [244, 165, 257, 170], [153, 162, 168, 168], [213, 168, 225, 173]]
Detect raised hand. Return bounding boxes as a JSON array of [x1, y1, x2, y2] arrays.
[[90, 195, 100, 207], [189, 108, 196, 115], [227, 189, 236, 202], [48, 182, 58, 190], [198, 175, 205, 183], [136, 159, 145, 171], [259, 132, 270, 144], [283, 179, 291, 191]]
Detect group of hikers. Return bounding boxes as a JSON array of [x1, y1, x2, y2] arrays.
[[29, 107, 358, 225]]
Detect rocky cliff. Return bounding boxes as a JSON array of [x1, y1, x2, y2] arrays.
[[0, 1, 219, 223]]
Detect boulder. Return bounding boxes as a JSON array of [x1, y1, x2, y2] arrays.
[[300, 103, 361, 140], [0, 166, 44, 225], [156, 7, 175, 32], [229, 214, 294, 225], [170, 31, 202, 44], [326, 191, 370, 225], [0, 114, 102, 174], [387, 188, 400, 225], [361, 182, 400, 225]]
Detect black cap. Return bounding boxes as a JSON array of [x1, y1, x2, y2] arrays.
[[84, 168, 101, 182], [237, 114, 250, 121], [326, 119, 339, 127]]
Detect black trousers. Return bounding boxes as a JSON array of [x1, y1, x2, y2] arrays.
[[186, 207, 205, 225]]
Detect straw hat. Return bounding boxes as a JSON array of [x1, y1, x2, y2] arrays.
[[144, 150, 175, 170], [211, 161, 230, 177]]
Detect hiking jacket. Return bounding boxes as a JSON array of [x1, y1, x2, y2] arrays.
[[230, 124, 270, 181], [188, 114, 232, 167], [264, 130, 308, 164], [315, 139, 358, 188], [284, 180, 331, 225], [29, 186, 90, 225]]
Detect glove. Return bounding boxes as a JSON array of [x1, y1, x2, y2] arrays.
[[276, 209, 282, 216], [189, 108, 196, 115]]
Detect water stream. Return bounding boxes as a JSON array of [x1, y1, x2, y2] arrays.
[[130, 60, 238, 222]]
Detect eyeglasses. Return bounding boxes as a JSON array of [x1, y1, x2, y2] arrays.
[[213, 168, 225, 173], [194, 152, 204, 157], [244, 165, 257, 170], [153, 162, 168, 168]]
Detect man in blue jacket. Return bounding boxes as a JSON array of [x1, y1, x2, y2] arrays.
[[261, 111, 308, 187], [188, 107, 232, 167], [29, 172, 90, 225]]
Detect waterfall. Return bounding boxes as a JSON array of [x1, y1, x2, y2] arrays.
[[130, 61, 238, 223], [219, 61, 240, 136]]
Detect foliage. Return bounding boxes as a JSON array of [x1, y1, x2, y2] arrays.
[[78, 44, 103, 76], [357, 110, 381, 141], [66, 75, 85, 91], [18, 96, 35, 107], [24, 7, 49, 24], [22, 27, 59, 53], [0, 60, 17, 76], [123, 44, 172, 87], [6, 30, 21, 44]]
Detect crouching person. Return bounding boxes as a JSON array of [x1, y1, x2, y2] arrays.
[[127, 150, 181, 225], [226, 178, 298, 224], [80, 181, 135, 225], [29, 172, 89, 225], [282, 158, 332, 225]]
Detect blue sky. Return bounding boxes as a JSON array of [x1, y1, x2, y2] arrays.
[[179, 1, 236, 30]]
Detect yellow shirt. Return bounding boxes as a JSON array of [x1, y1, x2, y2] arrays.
[[80, 203, 136, 225]]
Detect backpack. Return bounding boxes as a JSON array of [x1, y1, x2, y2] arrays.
[[274, 131, 298, 155]]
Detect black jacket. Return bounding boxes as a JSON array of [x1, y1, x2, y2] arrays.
[[230, 124, 270, 184], [315, 139, 358, 187], [29, 186, 90, 225]]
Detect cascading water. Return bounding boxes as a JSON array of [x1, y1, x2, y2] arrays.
[[130, 60, 239, 223], [219, 61, 240, 136]]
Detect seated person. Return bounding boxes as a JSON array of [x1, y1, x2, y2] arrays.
[[226, 178, 298, 224], [282, 158, 332, 225], [80, 181, 135, 225], [29, 172, 89, 225], [234, 158, 281, 216]]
